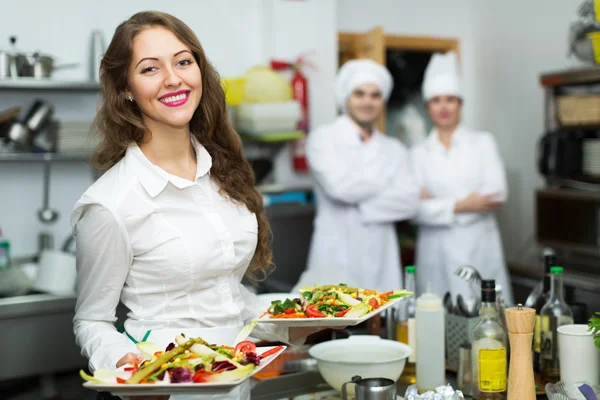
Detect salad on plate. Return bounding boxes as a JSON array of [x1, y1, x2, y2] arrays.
[[264, 284, 412, 319], [80, 334, 284, 385]]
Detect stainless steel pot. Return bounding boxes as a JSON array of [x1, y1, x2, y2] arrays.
[[15, 52, 78, 79]]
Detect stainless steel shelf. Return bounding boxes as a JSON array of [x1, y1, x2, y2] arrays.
[[0, 78, 100, 91], [0, 152, 91, 162]]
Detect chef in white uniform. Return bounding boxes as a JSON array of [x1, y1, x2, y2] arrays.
[[293, 59, 420, 293], [410, 52, 514, 305], [71, 11, 316, 400]]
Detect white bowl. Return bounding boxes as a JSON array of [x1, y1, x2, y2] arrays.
[[308, 335, 411, 392]]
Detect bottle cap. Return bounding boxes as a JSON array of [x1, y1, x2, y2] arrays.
[[481, 279, 495, 289], [481, 279, 496, 302], [405, 266, 416, 274], [550, 266, 564, 275], [416, 283, 442, 310]]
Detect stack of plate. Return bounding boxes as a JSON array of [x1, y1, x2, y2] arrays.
[[56, 121, 100, 153], [582, 139, 600, 175]]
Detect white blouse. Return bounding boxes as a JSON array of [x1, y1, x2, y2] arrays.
[[71, 136, 291, 372]]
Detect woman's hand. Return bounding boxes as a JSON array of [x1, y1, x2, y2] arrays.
[[116, 352, 143, 368], [454, 193, 504, 213], [117, 353, 170, 400]]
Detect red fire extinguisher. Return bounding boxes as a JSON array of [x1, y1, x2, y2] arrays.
[[271, 54, 314, 172]]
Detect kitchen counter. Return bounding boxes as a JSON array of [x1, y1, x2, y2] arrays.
[[250, 370, 455, 399], [0, 292, 76, 319], [0, 291, 88, 381]]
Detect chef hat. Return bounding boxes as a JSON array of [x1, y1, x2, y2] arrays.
[[422, 51, 462, 101], [335, 59, 393, 110]]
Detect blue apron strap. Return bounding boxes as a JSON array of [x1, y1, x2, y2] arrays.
[[125, 330, 152, 344]]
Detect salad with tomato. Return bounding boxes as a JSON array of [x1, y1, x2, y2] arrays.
[[80, 334, 284, 385], [266, 284, 412, 319]]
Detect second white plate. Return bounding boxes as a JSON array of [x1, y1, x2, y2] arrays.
[[256, 296, 409, 327]]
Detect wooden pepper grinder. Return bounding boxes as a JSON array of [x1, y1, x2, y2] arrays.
[[505, 303, 536, 400]]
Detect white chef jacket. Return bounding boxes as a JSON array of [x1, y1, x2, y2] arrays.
[[293, 115, 420, 293], [71, 135, 293, 399], [410, 126, 514, 305]]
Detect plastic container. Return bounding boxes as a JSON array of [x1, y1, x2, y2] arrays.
[[415, 288, 445, 392]]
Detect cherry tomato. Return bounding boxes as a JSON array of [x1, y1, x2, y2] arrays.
[[284, 308, 295, 314], [306, 304, 326, 318], [234, 340, 257, 355], [116, 377, 126, 384], [369, 298, 380, 309]]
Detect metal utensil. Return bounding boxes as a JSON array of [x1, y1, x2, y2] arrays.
[[37, 160, 59, 224], [455, 265, 482, 314], [457, 294, 478, 317], [23, 100, 53, 133], [6, 120, 34, 150], [455, 265, 482, 286], [443, 291, 454, 313], [456, 294, 469, 317]]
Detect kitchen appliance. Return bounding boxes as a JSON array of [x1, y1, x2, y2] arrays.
[[535, 187, 600, 255], [538, 128, 600, 186]]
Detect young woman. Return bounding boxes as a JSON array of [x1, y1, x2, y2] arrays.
[[410, 52, 514, 306], [71, 11, 318, 400]]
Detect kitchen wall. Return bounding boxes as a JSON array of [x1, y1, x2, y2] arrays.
[[0, 0, 337, 257], [338, 0, 581, 266], [470, 0, 577, 267], [337, 0, 478, 127]]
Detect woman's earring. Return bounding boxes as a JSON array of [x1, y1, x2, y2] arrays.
[[128, 95, 133, 102]]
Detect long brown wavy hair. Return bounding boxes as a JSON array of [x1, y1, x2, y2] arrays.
[[93, 11, 273, 282]]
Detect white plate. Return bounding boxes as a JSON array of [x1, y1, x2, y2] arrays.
[[256, 296, 409, 327], [83, 345, 286, 396]]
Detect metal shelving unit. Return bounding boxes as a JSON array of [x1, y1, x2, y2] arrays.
[[0, 79, 100, 91]]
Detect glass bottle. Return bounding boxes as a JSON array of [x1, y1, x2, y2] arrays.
[[540, 266, 573, 384], [471, 280, 507, 399], [396, 265, 416, 384], [532, 252, 555, 373]]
